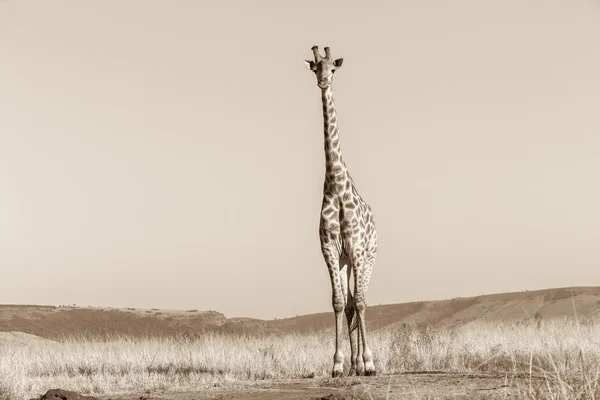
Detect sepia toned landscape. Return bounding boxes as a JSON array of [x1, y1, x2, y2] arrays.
[[3, 0, 600, 399], [3, 287, 600, 399]]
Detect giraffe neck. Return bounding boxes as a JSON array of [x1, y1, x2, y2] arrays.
[[321, 86, 346, 182]]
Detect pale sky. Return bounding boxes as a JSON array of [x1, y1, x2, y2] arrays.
[[1, 0, 599, 319]]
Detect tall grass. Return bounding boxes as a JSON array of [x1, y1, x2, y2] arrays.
[[2, 318, 600, 399]]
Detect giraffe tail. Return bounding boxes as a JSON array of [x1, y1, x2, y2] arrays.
[[349, 298, 368, 332], [349, 310, 359, 332]]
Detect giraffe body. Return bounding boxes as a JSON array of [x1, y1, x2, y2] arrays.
[[305, 46, 378, 377]]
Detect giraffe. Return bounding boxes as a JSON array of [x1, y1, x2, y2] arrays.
[[304, 46, 378, 378]]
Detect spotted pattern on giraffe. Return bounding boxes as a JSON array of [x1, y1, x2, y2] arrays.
[[305, 45, 378, 378]]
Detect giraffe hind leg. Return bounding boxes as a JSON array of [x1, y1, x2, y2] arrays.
[[341, 256, 359, 376]]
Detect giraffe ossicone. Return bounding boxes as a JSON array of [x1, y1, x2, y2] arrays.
[[305, 45, 378, 378]]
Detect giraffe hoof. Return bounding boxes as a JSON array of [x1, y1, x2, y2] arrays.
[[364, 369, 376, 377]]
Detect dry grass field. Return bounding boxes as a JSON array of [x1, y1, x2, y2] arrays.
[[2, 317, 600, 400]]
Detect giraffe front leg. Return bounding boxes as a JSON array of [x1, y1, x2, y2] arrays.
[[352, 253, 376, 377], [341, 259, 358, 376], [324, 249, 345, 378]]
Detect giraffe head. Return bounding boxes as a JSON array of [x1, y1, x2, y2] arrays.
[[305, 46, 344, 90]]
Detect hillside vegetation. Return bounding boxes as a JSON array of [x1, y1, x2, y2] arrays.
[[2, 286, 600, 339]]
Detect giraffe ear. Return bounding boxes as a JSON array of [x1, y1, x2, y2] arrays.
[[333, 58, 344, 68], [304, 60, 316, 71]]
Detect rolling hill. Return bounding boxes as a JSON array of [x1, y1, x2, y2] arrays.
[[2, 286, 599, 339]]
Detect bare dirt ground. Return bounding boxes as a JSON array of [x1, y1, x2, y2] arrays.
[[107, 373, 537, 400]]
